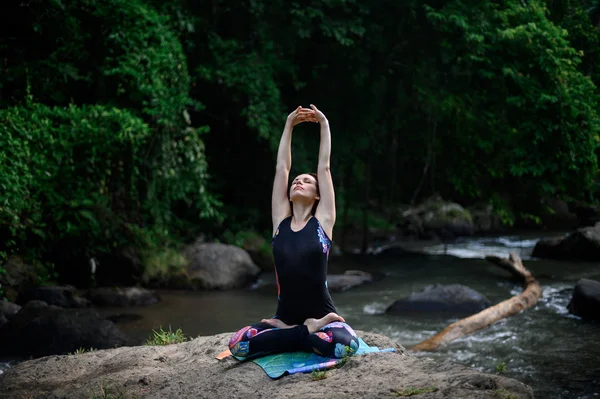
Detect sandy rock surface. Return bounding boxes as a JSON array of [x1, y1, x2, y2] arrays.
[[0, 331, 533, 399]]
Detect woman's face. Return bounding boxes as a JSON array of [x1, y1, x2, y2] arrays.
[[289, 174, 319, 202]]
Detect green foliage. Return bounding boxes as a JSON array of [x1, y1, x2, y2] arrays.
[[140, 246, 189, 284], [2, 0, 220, 224], [69, 347, 96, 355], [1, 0, 221, 280], [336, 345, 357, 368], [496, 361, 508, 374], [494, 388, 518, 399], [3, 0, 600, 274], [222, 229, 271, 257], [145, 326, 187, 346], [310, 370, 328, 381], [421, 0, 600, 206], [336, 206, 396, 231], [391, 386, 439, 397], [3, 0, 189, 122], [0, 103, 151, 261]]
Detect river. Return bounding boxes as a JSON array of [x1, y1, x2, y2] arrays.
[[2, 234, 599, 398]]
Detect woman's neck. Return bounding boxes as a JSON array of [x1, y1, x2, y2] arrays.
[[291, 203, 313, 224]]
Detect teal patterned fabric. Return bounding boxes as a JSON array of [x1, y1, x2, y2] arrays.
[[233, 337, 395, 379]]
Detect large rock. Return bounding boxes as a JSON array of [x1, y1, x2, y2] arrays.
[[467, 203, 504, 234], [399, 196, 474, 239], [327, 270, 374, 292], [532, 223, 600, 261], [87, 287, 160, 307], [0, 331, 533, 399], [17, 286, 90, 308], [251, 270, 375, 295], [0, 301, 132, 357], [0, 301, 21, 320], [567, 279, 600, 321], [387, 284, 491, 315], [538, 197, 578, 229], [568, 201, 600, 227], [184, 241, 261, 289], [232, 232, 275, 272], [0, 256, 37, 302]]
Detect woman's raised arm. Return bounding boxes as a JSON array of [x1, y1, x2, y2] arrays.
[[311, 104, 336, 239], [272, 107, 316, 236]]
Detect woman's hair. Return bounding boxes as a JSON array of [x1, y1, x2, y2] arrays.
[[289, 172, 320, 215]]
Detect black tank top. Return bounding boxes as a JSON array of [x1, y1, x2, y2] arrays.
[[271, 216, 337, 325]]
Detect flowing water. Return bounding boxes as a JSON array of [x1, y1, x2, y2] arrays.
[[2, 234, 600, 398]]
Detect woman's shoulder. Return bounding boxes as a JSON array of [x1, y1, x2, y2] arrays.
[[272, 215, 292, 240]]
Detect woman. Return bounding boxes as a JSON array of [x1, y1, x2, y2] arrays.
[[228, 104, 360, 359]]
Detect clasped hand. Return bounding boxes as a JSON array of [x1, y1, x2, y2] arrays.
[[287, 104, 327, 126]]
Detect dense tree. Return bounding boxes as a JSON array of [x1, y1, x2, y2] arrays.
[[1, 0, 600, 284]]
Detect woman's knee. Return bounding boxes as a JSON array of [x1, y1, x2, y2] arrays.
[[308, 322, 360, 358], [229, 326, 252, 356]]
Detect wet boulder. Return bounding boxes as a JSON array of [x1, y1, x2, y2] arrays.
[[251, 270, 375, 295], [0, 256, 37, 302], [17, 286, 90, 308], [232, 232, 275, 272], [184, 241, 261, 289], [467, 203, 504, 234], [327, 270, 374, 292], [399, 196, 474, 239], [0, 300, 132, 357], [87, 287, 160, 307], [386, 284, 491, 315], [532, 223, 600, 261], [0, 301, 21, 320], [567, 279, 600, 321]]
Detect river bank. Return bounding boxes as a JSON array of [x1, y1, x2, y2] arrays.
[[2, 234, 599, 398]]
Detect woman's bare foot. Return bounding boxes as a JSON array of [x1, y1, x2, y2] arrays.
[[261, 318, 296, 329], [303, 312, 346, 334]]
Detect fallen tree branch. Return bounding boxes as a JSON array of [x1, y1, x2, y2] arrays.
[[410, 252, 542, 351]]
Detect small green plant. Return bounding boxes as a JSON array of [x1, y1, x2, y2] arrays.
[[336, 346, 356, 368], [494, 388, 518, 399], [145, 326, 186, 346], [391, 386, 439, 397], [496, 361, 507, 374], [69, 347, 96, 355], [90, 381, 126, 399], [311, 370, 328, 381]]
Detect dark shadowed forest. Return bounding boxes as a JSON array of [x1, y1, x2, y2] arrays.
[[3, 0, 600, 289]]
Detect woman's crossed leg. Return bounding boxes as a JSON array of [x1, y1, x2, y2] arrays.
[[228, 314, 360, 359]]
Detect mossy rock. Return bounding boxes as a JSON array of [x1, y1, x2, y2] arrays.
[[0, 256, 38, 302], [223, 230, 274, 272], [421, 198, 474, 237]]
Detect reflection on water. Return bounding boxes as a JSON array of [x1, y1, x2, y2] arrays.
[[4, 236, 600, 398]]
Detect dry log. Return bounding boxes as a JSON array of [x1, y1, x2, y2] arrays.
[[411, 252, 542, 351]]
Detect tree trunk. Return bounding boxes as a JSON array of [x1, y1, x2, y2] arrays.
[[411, 253, 542, 351]]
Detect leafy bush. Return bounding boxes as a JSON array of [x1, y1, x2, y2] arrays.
[[0, 103, 151, 262], [1, 0, 221, 228]]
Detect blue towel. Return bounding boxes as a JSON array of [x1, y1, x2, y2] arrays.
[[233, 337, 395, 379]]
